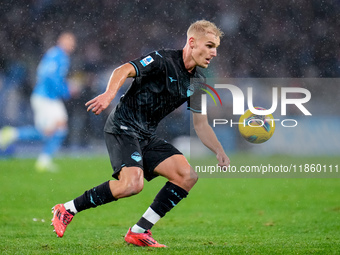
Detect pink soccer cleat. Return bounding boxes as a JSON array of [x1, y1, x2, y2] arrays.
[[124, 227, 167, 247], [51, 204, 74, 237]]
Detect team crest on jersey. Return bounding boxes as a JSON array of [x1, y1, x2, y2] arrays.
[[131, 151, 142, 162], [187, 85, 194, 97], [140, 56, 154, 67]]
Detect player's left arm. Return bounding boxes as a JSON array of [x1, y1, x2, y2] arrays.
[[192, 112, 230, 167]]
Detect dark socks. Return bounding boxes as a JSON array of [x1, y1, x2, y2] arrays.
[[73, 181, 117, 213], [135, 181, 188, 231], [150, 181, 188, 217]]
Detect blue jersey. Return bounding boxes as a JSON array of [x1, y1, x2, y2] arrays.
[[33, 46, 70, 100]]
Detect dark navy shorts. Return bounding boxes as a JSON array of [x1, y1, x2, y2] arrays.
[[104, 132, 182, 181]]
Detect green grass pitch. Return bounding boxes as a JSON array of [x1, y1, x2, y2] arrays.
[[1, 154, 339, 254]]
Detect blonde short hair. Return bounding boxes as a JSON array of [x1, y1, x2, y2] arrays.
[[187, 20, 223, 39]]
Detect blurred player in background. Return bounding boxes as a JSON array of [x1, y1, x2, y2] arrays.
[[0, 32, 76, 172], [51, 20, 229, 247]]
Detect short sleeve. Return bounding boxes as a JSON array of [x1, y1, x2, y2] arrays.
[[129, 50, 164, 77], [187, 80, 206, 113]]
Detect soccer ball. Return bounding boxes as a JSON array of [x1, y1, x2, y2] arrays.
[[238, 107, 275, 144]]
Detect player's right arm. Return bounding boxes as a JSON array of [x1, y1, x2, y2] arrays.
[[192, 112, 230, 168], [85, 63, 136, 115]]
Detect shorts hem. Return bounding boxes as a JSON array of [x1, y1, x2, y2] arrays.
[[112, 164, 144, 180], [145, 152, 183, 182]]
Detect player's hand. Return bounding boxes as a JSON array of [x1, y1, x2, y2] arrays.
[[85, 93, 112, 115], [216, 152, 230, 168]]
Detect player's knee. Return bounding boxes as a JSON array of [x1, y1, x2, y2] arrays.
[[185, 168, 198, 187], [116, 167, 144, 198], [174, 167, 198, 191], [126, 177, 144, 195]]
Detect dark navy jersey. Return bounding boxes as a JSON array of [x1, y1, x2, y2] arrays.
[[104, 49, 205, 139]]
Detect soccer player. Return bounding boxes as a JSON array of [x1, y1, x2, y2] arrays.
[[51, 20, 230, 247], [0, 32, 76, 172]]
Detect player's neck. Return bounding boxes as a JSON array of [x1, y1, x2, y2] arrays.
[[182, 46, 196, 73]]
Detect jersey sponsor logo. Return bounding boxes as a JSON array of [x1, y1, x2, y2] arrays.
[[140, 56, 154, 67], [169, 76, 177, 83], [120, 125, 128, 130], [131, 151, 142, 162]]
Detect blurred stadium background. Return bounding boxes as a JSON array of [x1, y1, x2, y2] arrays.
[[0, 0, 339, 158]]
